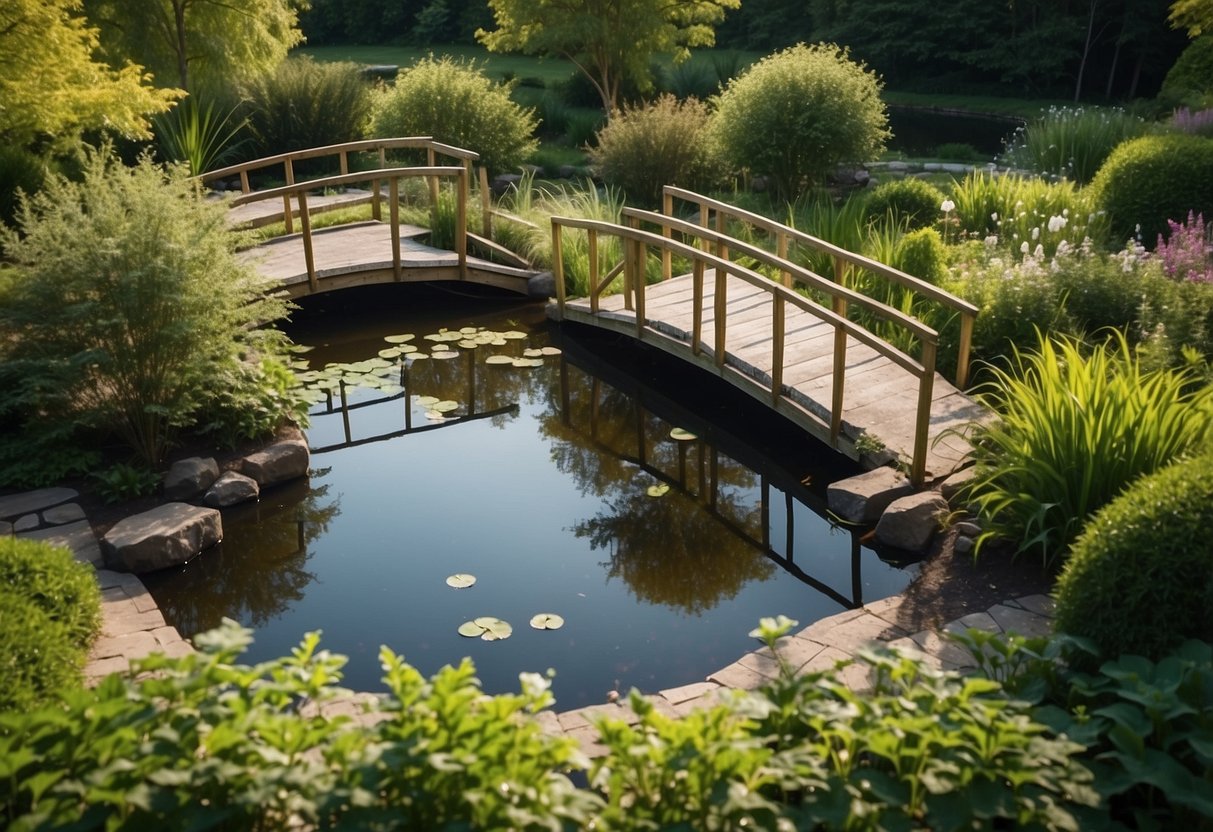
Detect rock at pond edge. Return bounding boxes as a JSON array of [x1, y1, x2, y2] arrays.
[[827, 467, 913, 524], [241, 440, 309, 488], [203, 471, 260, 508], [102, 503, 222, 574], [163, 456, 220, 501], [874, 492, 949, 554]]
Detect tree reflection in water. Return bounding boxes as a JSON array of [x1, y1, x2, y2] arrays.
[[142, 476, 341, 636], [543, 366, 777, 615]]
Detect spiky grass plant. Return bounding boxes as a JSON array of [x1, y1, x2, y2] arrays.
[[153, 96, 248, 176], [965, 330, 1213, 567], [1001, 106, 1152, 185]]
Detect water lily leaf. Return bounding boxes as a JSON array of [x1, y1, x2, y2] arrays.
[[446, 573, 476, 589], [485, 355, 515, 365], [647, 483, 670, 497], [457, 621, 484, 637], [540, 346, 562, 356], [501, 331, 528, 340], [417, 395, 439, 406], [459, 326, 478, 335], [489, 339, 507, 347], [522, 348, 543, 358], [378, 348, 402, 359], [457, 340, 479, 349], [397, 344, 418, 353], [473, 617, 512, 641], [425, 410, 446, 421], [384, 334, 415, 344], [407, 353, 429, 361], [432, 400, 459, 413], [670, 428, 698, 441], [512, 358, 543, 368], [431, 350, 458, 360], [530, 613, 565, 630]]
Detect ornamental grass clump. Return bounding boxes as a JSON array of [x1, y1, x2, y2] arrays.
[[1000, 105, 1151, 185], [964, 330, 1213, 566]]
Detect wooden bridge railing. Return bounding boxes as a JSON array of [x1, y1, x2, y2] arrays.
[[203, 137, 479, 234], [231, 165, 469, 291], [551, 217, 940, 485], [661, 187, 978, 388]]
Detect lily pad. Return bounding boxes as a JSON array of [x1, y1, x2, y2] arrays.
[[457, 617, 513, 641], [432, 400, 459, 413], [670, 428, 698, 441], [459, 326, 479, 335], [457, 340, 479, 349], [512, 358, 544, 368], [522, 348, 543, 358], [431, 350, 459, 360], [647, 483, 671, 497], [501, 330, 528, 340], [417, 395, 439, 407], [407, 353, 429, 361], [485, 355, 515, 365], [540, 346, 563, 356], [445, 573, 476, 589], [384, 334, 416, 344], [378, 347, 403, 359], [425, 410, 447, 421], [529, 613, 565, 630]]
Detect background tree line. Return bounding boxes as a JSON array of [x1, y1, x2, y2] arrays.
[[301, 0, 1192, 100]]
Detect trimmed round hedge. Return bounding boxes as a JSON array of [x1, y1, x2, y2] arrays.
[[1053, 451, 1213, 660], [866, 178, 946, 230], [0, 536, 100, 649], [0, 590, 83, 712], [1089, 134, 1213, 245]]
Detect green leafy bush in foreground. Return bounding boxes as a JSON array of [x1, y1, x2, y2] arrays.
[[1054, 450, 1213, 660], [0, 538, 100, 712], [865, 177, 946, 231], [964, 330, 1213, 566]]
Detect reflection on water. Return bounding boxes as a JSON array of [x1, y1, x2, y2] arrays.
[[145, 286, 919, 709]]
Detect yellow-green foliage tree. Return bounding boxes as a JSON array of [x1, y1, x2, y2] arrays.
[[0, 0, 177, 148], [83, 0, 304, 93], [477, 0, 740, 113], [1171, 0, 1213, 35]]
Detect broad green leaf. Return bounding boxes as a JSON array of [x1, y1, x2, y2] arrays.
[[530, 613, 565, 630]]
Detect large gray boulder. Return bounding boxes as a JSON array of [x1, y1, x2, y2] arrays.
[[163, 457, 219, 501], [874, 492, 949, 554], [241, 440, 309, 488], [203, 471, 260, 508], [102, 503, 222, 573], [827, 467, 913, 524]]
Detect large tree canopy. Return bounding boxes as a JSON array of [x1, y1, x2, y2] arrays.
[[476, 0, 740, 113], [0, 0, 177, 148], [84, 0, 306, 93], [1170, 0, 1213, 35]]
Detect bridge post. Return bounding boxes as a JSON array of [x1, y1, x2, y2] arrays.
[[478, 166, 492, 238], [283, 158, 296, 235], [389, 177, 402, 282], [588, 230, 600, 313], [830, 324, 847, 446], [297, 191, 318, 293], [771, 294, 785, 407], [457, 167, 468, 280], [551, 221, 566, 312], [957, 313, 974, 389], [691, 260, 704, 356], [911, 340, 938, 487]]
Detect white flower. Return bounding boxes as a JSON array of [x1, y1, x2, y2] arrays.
[[984, 235, 999, 247], [519, 672, 551, 697], [1034, 244, 1044, 258], [1020, 241, 1030, 255], [1048, 215, 1067, 234], [1031, 227, 1040, 241], [940, 199, 955, 213], [991, 212, 998, 222]]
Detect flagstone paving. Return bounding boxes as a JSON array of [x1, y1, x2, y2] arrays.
[[3, 487, 1054, 749]]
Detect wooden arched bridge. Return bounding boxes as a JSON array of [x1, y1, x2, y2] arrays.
[[216, 143, 984, 486]]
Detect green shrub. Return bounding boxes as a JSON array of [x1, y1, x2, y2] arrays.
[[1089, 133, 1213, 244], [0, 147, 48, 228], [589, 94, 722, 206], [893, 226, 948, 283], [371, 57, 538, 173], [965, 330, 1213, 566], [0, 149, 298, 469], [711, 43, 889, 199], [1053, 451, 1213, 659], [241, 57, 374, 160], [934, 141, 986, 162], [1001, 106, 1152, 185], [1159, 35, 1213, 109], [949, 170, 1104, 253], [865, 178, 946, 230], [0, 591, 82, 713], [0, 537, 100, 651]]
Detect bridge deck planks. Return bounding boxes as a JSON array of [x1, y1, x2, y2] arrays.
[[237, 221, 534, 294], [560, 272, 984, 479]]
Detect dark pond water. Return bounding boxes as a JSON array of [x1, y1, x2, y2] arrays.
[[145, 285, 919, 710], [886, 106, 1024, 157]]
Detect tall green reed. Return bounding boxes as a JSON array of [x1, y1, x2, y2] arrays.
[[154, 97, 248, 176], [1000, 106, 1152, 185]]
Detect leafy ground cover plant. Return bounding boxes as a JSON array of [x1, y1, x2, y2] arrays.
[[371, 56, 538, 173], [963, 330, 1213, 566], [0, 149, 302, 476]]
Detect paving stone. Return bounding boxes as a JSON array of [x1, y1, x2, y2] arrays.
[[1016, 594, 1056, 618], [566, 725, 608, 758], [755, 636, 828, 674], [812, 612, 908, 654], [673, 687, 734, 717], [640, 694, 682, 720], [557, 708, 593, 732], [864, 595, 909, 628], [736, 650, 785, 681], [100, 586, 130, 604], [910, 630, 977, 669], [837, 661, 877, 693], [13, 513, 39, 533], [150, 625, 185, 646], [885, 637, 946, 671], [43, 503, 86, 525], [0, 487, 79, 520], [708, 661, 770, 690], [102, 608, 167, 638], [943, 611, 1001, 637], [987, 604, 1052, 638], [91, 630, 160, 660], [21, 520, 101, 565], [156, 641, 195, 659], [95, 569, 144, 592], [827, 468, 913, 524], [796, 607, 866, 642], [658, 680, 722, 705], [797, 645, 854, 676], [534, 710, 564, 737], [85, 656, 129, 680]]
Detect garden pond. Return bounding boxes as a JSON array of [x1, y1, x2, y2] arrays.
[[144, 286, 919, 709]]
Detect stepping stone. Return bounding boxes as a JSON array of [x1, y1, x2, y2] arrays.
[[13, 513, 39, 533], [827, 467, 913, 524], [0, 487, 78, 520], [20, 520, 101, 565], [43, 502, 85, 525], [102, 503, 222, 573]]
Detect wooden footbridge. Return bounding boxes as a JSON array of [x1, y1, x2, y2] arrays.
[[204, 137, 542, 299], [214, 143, 984, 484], [549, 187, 984, 486]]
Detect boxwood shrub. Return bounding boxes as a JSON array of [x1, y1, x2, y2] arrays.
[[1054, 450, 1213, 659], [0, 591, 84, 712], [0, 536, 99, 650], [865, 178, 946, 230], [1089, 133, 1213, 244]]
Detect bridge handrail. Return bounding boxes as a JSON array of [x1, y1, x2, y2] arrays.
[[238, 165, 469, 292], [622, 207, 938, 346], [662, 186, 976, 387], [550, 216, 938, 484]]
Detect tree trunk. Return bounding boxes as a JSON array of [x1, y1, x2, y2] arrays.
[[1075, 0, 1099, 102], [174, 0, 190, 92], [1105, 37, 1122, 98]]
